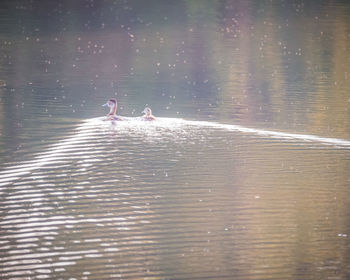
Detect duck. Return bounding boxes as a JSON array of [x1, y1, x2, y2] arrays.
[[102, 98, 125, 121], [141, 107, 156, 121]]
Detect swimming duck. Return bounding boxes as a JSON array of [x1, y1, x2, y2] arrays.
[[141, 107, 156, 121], [102, 98, 124, 121]]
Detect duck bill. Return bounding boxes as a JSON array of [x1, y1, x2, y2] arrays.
[[102, 103, 108, 107]]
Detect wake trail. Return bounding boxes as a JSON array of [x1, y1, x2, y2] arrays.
[[183, 119, 350, 147], [0, 117, 349, 186]]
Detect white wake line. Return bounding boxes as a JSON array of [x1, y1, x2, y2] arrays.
[[186, 120, 350, 147], [105, 116, 350, 147], [0, 117, 349, 187], [0, 127, 102, 186]]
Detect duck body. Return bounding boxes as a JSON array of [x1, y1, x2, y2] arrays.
[[106, 115, 126, 121]]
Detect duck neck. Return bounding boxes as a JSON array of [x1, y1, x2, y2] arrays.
[[109, 104, 117, 115]]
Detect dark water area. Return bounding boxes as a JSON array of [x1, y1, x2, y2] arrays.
[[0, 0, 350, 279]]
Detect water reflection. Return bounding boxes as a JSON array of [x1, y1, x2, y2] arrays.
[[1, 0, 350, 279], [1, 117, 349, 187], [0, 117, 349, 279]]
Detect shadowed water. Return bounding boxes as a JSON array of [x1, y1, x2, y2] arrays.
[[1, 0, 350, 279]]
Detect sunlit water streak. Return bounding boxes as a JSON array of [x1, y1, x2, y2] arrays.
[[0, 117, 349, 187], [0, 117, 349, 279]]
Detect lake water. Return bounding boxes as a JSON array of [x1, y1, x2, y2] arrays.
[[0, 0, 350, 279]]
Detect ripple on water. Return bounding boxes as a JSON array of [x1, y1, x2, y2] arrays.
[[0, 117, 349, 279]]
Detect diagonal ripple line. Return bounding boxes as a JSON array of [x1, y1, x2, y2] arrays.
[[0, 119, 106, 186], [0, 116, 349, 186]]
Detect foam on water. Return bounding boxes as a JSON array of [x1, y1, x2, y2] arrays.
[[0, 116, 349, 186]]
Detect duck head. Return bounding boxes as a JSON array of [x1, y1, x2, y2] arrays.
[[103, 98, 117, 115], [142, 107, 152, 117]]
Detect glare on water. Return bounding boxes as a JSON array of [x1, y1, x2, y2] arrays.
[[0, 0, 350, 279]]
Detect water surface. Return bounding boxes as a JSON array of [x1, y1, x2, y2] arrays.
[[0, 1, 350, 279]]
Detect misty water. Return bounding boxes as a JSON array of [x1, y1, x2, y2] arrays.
[[0, 1, 350, 279]]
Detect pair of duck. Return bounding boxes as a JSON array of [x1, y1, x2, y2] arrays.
[[103, 98, 155, 121]]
